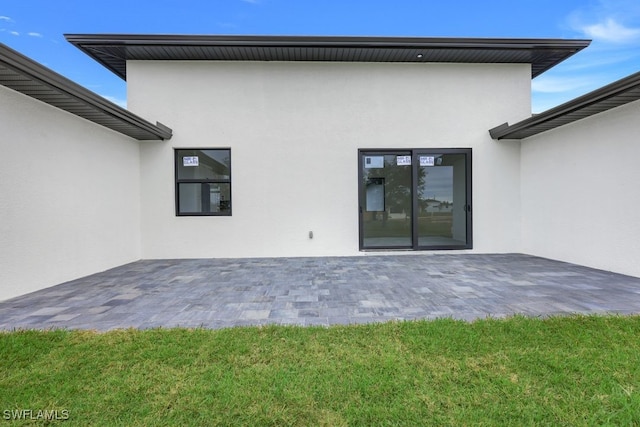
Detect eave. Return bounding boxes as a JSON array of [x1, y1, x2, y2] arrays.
[[64, 34, 590, 81], [0, 43, 172, 141], [489, 70, 640, 140]]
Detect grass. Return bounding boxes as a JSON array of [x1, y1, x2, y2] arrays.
[[2, 315, 640, 426]]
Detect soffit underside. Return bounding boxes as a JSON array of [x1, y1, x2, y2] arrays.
[[489, 71, 640, 140], [0, 44, 171, 141], [65, 35, 590, 81]]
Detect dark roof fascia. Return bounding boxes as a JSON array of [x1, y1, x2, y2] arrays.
[[64, 34, 590, 81], [0, 43, 172, 141], [489, 70, 640, 140]]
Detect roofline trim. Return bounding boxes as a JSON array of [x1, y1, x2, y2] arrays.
[[489, 70, 640, 140], [64, 34, 590, 81], [0, 43, 172, 140], [65, 33, 592, 48]]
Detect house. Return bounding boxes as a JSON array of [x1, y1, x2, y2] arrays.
[[1, 34, 639, 301]]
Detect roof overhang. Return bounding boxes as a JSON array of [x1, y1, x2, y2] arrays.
[[64, 34, 591, 81], [489, 70, 640, 140], [0, 43, 172, 141]]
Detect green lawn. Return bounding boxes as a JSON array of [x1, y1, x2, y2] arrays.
[[2, 316, 640, 426]]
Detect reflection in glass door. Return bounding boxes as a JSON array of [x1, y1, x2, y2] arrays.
[[416, 152, 468, 248], [361, 152, 413, 248], [359, 149, 471, 250]]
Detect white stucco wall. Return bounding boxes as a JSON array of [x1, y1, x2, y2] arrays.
[[129, 61, 530, 258], [0, 86, 142, 301], [521, 99, 640, 277]]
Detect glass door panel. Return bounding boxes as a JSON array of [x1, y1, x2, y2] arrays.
[[416, 153, 468, 248], [361, 153, 412, 248], [359, 148, 471, 251]]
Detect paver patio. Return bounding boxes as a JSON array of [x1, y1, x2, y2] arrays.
[[1, 253, 640, 331]]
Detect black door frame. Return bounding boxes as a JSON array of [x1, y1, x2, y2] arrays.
[[358, 148, 472, 251]]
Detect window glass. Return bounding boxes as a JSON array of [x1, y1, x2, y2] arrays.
[[177, 183, 231, 214], [359, 148, 471, 250], [417, 153, 467, 247], [176, 149, 231, 216], [361, 153, 413, 248], [177, 149, 230, 180]]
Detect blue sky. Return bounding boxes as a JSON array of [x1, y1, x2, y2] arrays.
[[1, 0, 640, 112]]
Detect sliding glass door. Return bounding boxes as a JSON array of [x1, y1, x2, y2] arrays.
[[359, 149, 472, 250], [360, 152, 413, 248]]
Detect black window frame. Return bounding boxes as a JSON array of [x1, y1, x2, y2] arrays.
[[174, 148, 232, 216], [358, 148, 472, 251]]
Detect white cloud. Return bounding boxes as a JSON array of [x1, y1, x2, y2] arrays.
[[28, 32, 43, 37], [9, 31, 19, 36], [0, 16, 13, 22], [536, 1, 640, 111], [532, 95, 575, 114], [559, 50, 639, 71], [101, 95, 127, 109], [532, 75, 598, 94], [581, 18, 640, 43]]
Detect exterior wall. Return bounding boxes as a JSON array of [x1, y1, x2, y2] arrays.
[[130, 61, 531, 258], [0, 86, 142, 301], [521, 99, 640, 277]]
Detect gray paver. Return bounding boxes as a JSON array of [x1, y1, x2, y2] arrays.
[[1, 254, 640, 331]]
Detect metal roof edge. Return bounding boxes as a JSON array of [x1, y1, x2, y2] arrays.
[[488, 123, 511, 139], [489, 70, 640, 140], [0, 43, 172, 140], [64, 33, 592, 47], [64, 33, 590, 80]]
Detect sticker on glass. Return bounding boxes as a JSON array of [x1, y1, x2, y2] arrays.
[[420, 156, 435, 167], [183, 156, 199, 167], [396, 156, 411, 166]]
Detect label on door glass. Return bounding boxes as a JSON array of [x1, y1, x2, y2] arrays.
[[183, 156, 199, 167], [420, 156, 435, 167], [396, 156, 411, 166]]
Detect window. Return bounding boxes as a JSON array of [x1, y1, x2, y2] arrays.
[[175, 149, 231, 216], [359, 148, 472, 250]]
